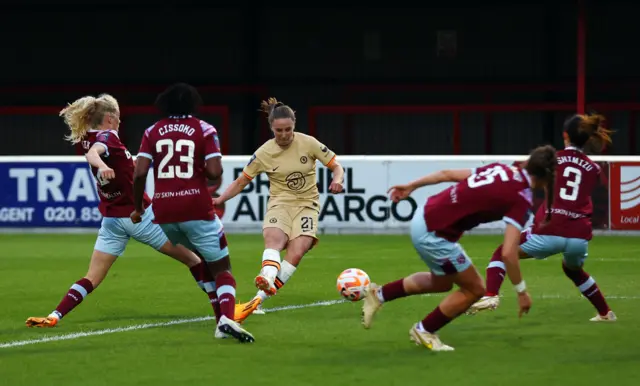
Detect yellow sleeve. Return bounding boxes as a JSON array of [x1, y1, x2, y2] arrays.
[[309, 136, 337, 167], [242, 150, 265, 180]]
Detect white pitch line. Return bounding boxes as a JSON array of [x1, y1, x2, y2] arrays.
[[1, 295, 637, 349], [0, 299, 346, 349]]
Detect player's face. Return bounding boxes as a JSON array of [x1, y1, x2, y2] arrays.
[[271, 118, 295, 147], [102, 112, 121, 131]]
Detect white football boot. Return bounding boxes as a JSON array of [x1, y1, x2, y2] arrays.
[[217, 315, 255, 343], [361, 283, 382, 329], [215, 327, 230, 339], [465, 295, 500, 315], [409, 324, 455, 352], [590, 310, 617, 322]]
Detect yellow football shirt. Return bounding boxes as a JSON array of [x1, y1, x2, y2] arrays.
[[242, 133, 336, 211]]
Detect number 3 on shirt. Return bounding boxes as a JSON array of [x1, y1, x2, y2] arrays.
[[559, 166, 582, 201], [156, 139, 195, 179]]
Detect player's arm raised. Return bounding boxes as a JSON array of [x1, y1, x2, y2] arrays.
[[86, 143, 115, 180], [388, 169, 472, 202]]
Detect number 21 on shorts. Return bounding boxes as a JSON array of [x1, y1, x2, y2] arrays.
[[301, 216, 314, 232]]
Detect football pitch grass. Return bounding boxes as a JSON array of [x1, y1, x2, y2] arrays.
[[1, 234, 638, 386]]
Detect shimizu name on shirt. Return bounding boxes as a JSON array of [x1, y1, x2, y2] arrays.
[[557, 156, 593, 172], [154, 189, 201, 199], [158, 124, 195, 136]]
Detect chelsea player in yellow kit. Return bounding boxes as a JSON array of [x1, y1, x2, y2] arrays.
[[213, 98, 344, 322]]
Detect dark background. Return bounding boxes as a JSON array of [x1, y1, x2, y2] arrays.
[[0, 1, 638, 156]]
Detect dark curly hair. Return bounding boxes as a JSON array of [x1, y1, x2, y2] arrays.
[[155, 83, 203, 116]]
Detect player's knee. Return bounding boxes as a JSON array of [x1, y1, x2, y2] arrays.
[[160, 242, 198, 266], [562, 261, 583, 276], [207, 255, 232, 275], [263, 229, 288, 250], [286, 237, 314, 261]]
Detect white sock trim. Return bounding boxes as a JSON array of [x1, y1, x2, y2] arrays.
[[257, 290, 269, 302], [203, 281, 216, 293], [49, 311, 62, 320], [216, 285, 236, 297], [277, 260, 297, 283], [578, 276, 596, 293], [488, 261, 506, 270], [262, 248, 281, 263], [70, 283, 89, 298]]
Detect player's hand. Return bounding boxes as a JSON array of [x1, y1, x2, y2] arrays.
[[387, 184, 415, 202], [130, 210, 144, 224], [211, 197, 224, 206], [517, 291, 532, 318], [329, 179, 344, 194], [98, 167, 115, 181]]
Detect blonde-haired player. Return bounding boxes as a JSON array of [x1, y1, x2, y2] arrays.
[[213, 98, 344, 322], [26, 94, 211, 328]]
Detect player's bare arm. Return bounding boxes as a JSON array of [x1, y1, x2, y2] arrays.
[[131, 156, 152, 223], [85, 144, 115, 181], [327, 159, 344, 194], [213, 173, 251, 206], [502, 223, 532, 317], [388, 168, 472, 202], [205, 156, 223, 181]]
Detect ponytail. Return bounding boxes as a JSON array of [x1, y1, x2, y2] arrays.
[[259, 97, 295, 125], [60, 94, 119, 144], [581, 114, 613, 148]]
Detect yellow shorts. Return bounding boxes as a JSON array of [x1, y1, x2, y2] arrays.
[[263, 206, 319, 242]]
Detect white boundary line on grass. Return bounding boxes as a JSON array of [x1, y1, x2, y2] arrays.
[[2, 295, 639, 349], [0, 300, 346, 349]]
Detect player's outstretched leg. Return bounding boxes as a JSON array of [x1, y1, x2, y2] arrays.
[[235, 248, 278, 321], [150, 233, 223, 322], [239, 258, 298, 321], [254, 228, 288, 297], [187, 250, 222, 323], [466, 245, 505, 315], [562, 262, 616, 322], [239, 247, 285, 319], [362, 272, 454, 329], [26, 250, 116, 328], [208, 257, 254, 343], [410, 266, 484, 351], [255, 248, 281, 297], [238, 235, 312, 322]]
